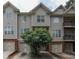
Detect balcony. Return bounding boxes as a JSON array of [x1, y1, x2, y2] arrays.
[[63, 17, 75, 28], [64, 28, 75, 41], [64, 35, 75, 41], [64, 22, 75, 28]]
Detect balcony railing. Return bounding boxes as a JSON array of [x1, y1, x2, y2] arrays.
[[64, 35, 75, 40], [63, 18, 75, 27], [64, 22, 75, 26]]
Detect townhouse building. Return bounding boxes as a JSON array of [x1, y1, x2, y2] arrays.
[[3, 2, 75, 54]]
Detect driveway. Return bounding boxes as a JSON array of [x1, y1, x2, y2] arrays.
[[3, 51, 14, 59], [12, 51, 59, 59], [59, 53, 75, 59]]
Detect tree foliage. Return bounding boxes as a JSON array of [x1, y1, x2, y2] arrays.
[[21, 28, 52, 56], [65, 0, 75, 9]]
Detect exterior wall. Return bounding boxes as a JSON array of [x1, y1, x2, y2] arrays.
[[3, 6, 18, 39], [49, 16, 64, 41], [18, 15, 31, 40], [49, 16, 64, 53], [31, 8, 50, 26]]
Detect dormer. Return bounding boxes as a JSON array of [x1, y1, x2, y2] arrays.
[[29, 3, 51, 14], [3, 1, 19, 13], [30, 3, 51, 26]]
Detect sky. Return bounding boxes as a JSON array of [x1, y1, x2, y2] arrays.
[[3, 0, 69, 12]]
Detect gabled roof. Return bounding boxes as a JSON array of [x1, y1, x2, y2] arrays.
[[53, 5, 65, 13], [50, 5, 66, 15], [64, 4, 75, 14], [3, 1, 19, 12], [29, 3, 51, 13]]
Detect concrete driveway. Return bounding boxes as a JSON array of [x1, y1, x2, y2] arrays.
[[3, 51, 14, 59]]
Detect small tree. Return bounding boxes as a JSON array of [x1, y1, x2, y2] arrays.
[[21, 28, 52, 56]]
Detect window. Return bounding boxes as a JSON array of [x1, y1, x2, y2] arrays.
[[22, 16, 27, 23], [53, 30, 61, 37], [4, 26, 14, 35], [6, 12, 12, 20], [41, 16, 44, 22], [53, 17, 59, 23], [23, 16, 26, 22], [37, 15, 45, 22], [37, 16, 40, 22], [21, 28, 29, 33]]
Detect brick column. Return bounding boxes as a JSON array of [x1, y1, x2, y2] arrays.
[[48, 43, 52, 52], [15, 40, 19, 52]]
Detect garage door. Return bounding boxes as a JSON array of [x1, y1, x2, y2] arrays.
[[63, 42, 73, 52], [52, 43, 62, 53], [3, 41, 15, 51], [19, 42, 30, 54]]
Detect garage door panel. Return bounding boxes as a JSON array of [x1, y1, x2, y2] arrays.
[[3, 41, 15, 51], [19, 42, 30, 54]]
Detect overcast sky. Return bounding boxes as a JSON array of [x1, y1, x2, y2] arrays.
[[3, 0, 69, 12]]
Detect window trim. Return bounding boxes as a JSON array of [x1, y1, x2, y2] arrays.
[[6, 12, 12, 20], [4, 26, 14, 35], [53, 30, 61, 38], [37, 15, 45, 22]]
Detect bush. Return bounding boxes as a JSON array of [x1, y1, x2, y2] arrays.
[[21, 28, 52, 56]]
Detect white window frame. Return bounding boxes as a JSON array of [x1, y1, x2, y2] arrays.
[[4, 26, 14, 35], [6, 12, 12, 20], [53, 30, 61, 38], [37, 15, 45, 22]]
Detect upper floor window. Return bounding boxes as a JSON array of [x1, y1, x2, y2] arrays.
[[23, 16, 26, 22], [53, 30, 61, 38], [37, 15, 45, 22], [22, 16, 27, 23], [4, 26, 14, 35], [6, 12, 12, 20], [53, 17, 59, 23]]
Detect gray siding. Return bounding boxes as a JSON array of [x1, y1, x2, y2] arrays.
[[3, 6, 18, 39]]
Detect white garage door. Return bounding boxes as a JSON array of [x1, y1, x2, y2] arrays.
[[52, 44, 62, 53], [3, 41, 15, 51]]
